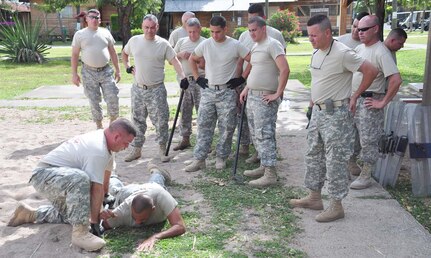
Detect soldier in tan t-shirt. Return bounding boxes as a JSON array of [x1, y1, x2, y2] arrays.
[[71, 9, 121, 129], [121, 14, 188, 163], [238, 16, 290, 188], [168, 11, 195, 47], [185, 16, 250, 172]]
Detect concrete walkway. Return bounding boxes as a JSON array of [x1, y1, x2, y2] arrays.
[[1, 80, 431, 257]]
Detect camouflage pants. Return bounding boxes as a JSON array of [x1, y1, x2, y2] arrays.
[[246, 93, 280, 167], [353, 96, 385, 164], [131, 83, 169, 147], [194, 88, 237, 160], [304, 105, 354, 200], [179, 79, 201, 137], [29, 167, 91, 225], [236, 84, 251, 145], [81, 65, 119, 122]]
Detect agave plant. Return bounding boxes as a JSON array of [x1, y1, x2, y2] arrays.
[[0, 16, 51, 63]]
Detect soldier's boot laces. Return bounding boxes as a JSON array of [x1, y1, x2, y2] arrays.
[[348, 158, 361, 176], [7, 202, 36, 227], [173, 136, 191, 151], [238, 144, 249, 156], [289, 191, 324, 210], [249, 166, 278, 188], [245, 152, 260, 164], [148, 163, 172, 185], [124, 147, 141, 162], [215, 157, 226, 170], [159, 144, 170, 162], [315, 199, 345, 223], [72, 225, 106, 251], [350, 163, 373, 190], [96, 120, 103, 130], [243, 166, 265, 178], [185, 159, 206, 172]]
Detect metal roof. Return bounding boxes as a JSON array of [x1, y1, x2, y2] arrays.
[[165, 0, 251, 12]]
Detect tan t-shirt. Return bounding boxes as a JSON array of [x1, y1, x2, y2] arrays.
[[174, 36, 206, 77], [193, 37, 250, 85], [71, 27, 115, 68], [123, 35, 176, 85], [239, 25, 286, 50], [168, 26, 188, 47], [310, 40, 364, 104], [337, 33, 361, 49], [107, 183, 178, 228], [247, 37, 285, 91], [352, 41, 399, 93]]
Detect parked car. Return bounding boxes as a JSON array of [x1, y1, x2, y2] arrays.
[[423, 18, 430, 31]]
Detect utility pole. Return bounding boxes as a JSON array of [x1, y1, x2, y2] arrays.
[[391, 0, 398, 29], [265, 0, 269, 18]]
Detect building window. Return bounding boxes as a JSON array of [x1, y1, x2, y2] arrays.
[[60, 6, 74, 18], [212, 13, 222, 17]]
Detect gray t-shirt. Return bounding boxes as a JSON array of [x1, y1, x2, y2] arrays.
[[247, 37, 285, 91], [123, 35, 176, 85], [352, 41, 399, 93], [337, 33, 361, 49], [71, 27, 115, 68], [310, 40, 364, 104], [174, 36, 206, 77], [169, 26, 188, 47], [193, 37, 249, 85], [107, 183, 178, 228]]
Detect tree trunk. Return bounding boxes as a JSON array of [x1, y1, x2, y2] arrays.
[[119, 5, 133, 48], [375, 0, 385, 41]]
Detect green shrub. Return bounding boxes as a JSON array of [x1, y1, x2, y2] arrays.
[[232, 26, 247, 39], [131, 28, 143, 36], [268, 10, 302, 44], [201, 27, 210, 38], [0, 16, 50, 63], [110, 14, 119, 32]]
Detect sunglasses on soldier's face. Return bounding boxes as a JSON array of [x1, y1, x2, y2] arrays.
[[357, 24, 377, 32], [88, 16, 100, 20]]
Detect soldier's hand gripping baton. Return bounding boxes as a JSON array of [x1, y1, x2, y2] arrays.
[[231, 99, 246, 184], [166, 89, 185, 156]]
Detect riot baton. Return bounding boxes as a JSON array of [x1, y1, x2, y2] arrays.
[[231, 99, 246, 184], [165, 89, 185, 156]]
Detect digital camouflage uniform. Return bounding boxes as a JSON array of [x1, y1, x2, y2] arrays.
[[29, 167, 91, 225], [179, 78, 201, 137], [304, 105, 354, 200], [81, 64, 119, 122], [246, 93, 280, 166], [354, 95, 385, 164], [194, 88, 237, 160], [131, 83, 169, 147], [236, 85, 251, 146]]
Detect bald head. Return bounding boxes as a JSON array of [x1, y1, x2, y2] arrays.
[[182, 11, 195, 27], [358, 15, 380, 46]]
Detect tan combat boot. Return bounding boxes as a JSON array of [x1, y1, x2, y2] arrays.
[[109, 116, 118, 124], [148, 163, 172, 185], [239, 144, 249, 156], [289, 191, 324, 210], [173, 136, 191, 151], [96, 120, 103, 129], [7, 203, 36, 227], [159, 144, 170, 162], [215, 157, 226, 170], [185, 159, 206, 172], [249, 166, 277, 188], [348, 158, 361, 176], [124, 147, 141, 162], [243, 166, 265, 178], [315, 199, 345, 222], [350, 163, 373, 190], [72, 225, 106, 251], [245, 152, 260, 164]]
